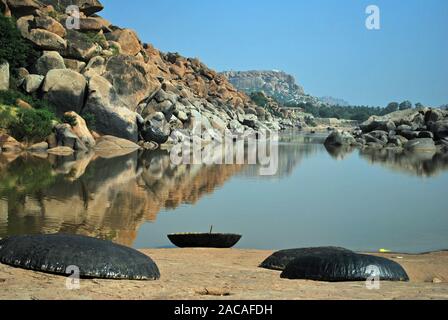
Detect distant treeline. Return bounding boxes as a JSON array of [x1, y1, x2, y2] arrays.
[[251, 92, 442, 123], [286, 101, 424, 122]]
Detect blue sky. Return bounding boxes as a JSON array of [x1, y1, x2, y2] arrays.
[[101, 0, 448, 107]]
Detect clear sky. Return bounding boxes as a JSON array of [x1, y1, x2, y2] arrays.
[[101, 0, 448, 107]]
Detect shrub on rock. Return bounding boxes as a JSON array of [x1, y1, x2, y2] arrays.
[[8, 108, 54, 142], [0, 14, 38, 69]]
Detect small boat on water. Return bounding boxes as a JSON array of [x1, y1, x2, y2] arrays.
[[168, 226, 242, 248]]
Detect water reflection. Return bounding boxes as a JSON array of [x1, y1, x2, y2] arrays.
[[1, 133, 448, 248], [359, 148, 448, 177]]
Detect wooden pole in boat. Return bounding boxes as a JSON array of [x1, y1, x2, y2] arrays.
[[209, 225, 213, 234]]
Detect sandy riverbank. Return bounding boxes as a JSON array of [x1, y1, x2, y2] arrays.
[[1, 249, 447, 300]]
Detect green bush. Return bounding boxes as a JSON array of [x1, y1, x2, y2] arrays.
[[0, 89, 56, 112], [9, 108, 55, 142], [62, 113, 78, 127], [0, 15, 38, 70]]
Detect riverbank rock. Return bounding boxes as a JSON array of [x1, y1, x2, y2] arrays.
[[94, 135, 140, 158], [0, 61, 9, 91], [27, 141, 49, 152], [429, 120, 448, 140], [47, 146, 75, 156], [64, 111, 96, 149], [404, 138, 437, 153], [324, 130, 356, 146], [55, 123, 89, 152], [354, 108, 448, 154], [0, 134, 23, 152], [42, 69, 87, 115]]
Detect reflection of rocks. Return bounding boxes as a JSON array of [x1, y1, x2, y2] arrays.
[[324, 144, 355, 160], [359, 148, 448, 177], [0, 144, 244, 246], [239, 132, 322, 178]]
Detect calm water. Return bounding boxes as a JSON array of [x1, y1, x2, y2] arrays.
[[1, 132, 448, 253]]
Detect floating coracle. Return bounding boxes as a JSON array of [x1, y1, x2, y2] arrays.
[[0, 234, 160, 280]]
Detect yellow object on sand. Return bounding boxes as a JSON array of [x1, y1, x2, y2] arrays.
[[379, 249, 391, 253]]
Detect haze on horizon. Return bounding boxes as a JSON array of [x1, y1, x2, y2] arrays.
[[101, 0, 448, 107]]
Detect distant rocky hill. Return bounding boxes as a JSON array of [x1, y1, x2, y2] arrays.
[[221, 70, 322, 106], [319, 96, 350, 107]]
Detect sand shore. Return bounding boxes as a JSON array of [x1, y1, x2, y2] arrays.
[[1, 249, 447, 300]]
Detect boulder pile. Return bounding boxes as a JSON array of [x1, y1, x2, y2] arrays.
[[1, 0, 304, 155], [325, 108, 448, 155]]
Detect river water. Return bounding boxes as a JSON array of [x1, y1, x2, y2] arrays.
[[1, 132, 447, 253]]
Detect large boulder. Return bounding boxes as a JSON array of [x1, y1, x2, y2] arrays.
[[425, 109, 445, 123], [0, 61, 9, 91], [27, 28, 67, 51], [360, 119, 395, 133], [140, 119, 170, 144], [42, 69, 87, 115], [103, 54, 160, 111], [63, 58, 86, 72], [6, 0, 39, 16], [83, 75, 139, 142], [404, 138, 437, 153], [16, 15, 34, 38], [324, 130, 356, 146], [429, 120, 448, 140], [64, 30, 100, 61], [39, 0, 104, 16], [64, 111, 96, 149], [54, 123, 88, 151], [34, 50, 66, 76], [82, 55, 105, 78], [94, 135, 140, 158], [23, 74, 44, 93], [105, 29, 141, 56], [365, 130, 389, 145], [34, 15, 66, 38], [0, 134, 23, 152], [78, 17, 105, 32]]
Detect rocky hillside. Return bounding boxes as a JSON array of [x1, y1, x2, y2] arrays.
[[221, 70, 322, 106], [0, 0, 304, 155]]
